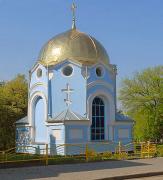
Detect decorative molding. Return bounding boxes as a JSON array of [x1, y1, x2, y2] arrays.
[[87, 80, 114, 91], [47, 59, 83, 69], [30, 62, 43, 74], [46, 122, 64, 126], [29, 83, 47, 92], [61, 64, 74, 78]]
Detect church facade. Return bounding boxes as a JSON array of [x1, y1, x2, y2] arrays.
[[16, 6, 133, 155]]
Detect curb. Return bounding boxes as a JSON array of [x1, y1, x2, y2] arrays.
[[97, 171, 163, 180]]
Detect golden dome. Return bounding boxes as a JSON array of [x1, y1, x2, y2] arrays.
[[38, 28, 110, 66]]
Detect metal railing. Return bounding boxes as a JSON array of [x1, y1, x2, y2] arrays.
[[0, 141, 157, 167]]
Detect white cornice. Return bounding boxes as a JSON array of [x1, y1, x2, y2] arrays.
[[42, 59, 83, 69]]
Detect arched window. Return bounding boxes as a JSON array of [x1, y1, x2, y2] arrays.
[[91, 97, 105, 141]]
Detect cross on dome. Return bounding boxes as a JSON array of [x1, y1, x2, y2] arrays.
[[61, 83, 74, 108], [71, 2, 77, 29]]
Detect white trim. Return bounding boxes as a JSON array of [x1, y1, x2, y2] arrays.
[[46, 121, 90, 126], [95, 65, 105, 78], [51, 59, 83, 68], [46, 122, 64, 126], [48, 70, 54, 80], [46, 59, 83, 70], [30, 62, 43, 74], [61, 64, 74, 77]]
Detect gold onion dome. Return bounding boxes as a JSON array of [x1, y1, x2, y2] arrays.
[[38, 3, 110, 66], [38, 29, 110, 66]]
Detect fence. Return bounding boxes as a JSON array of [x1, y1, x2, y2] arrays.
[[0, 141, 157, 167]]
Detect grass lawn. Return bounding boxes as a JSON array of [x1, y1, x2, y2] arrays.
[[157, 144, 163, 157]]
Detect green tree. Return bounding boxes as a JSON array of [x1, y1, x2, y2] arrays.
[[0, 74, 28, 150], [119, 66, 163, 141]]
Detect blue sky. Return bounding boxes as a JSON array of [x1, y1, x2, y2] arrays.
[[0, 0, 163, 89]]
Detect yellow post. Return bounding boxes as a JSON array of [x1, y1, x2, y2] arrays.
[[118, 141, 121, 160], [147, 141, 150, 158], [2, 151, 5, 163], [45, 144, 48, 166], [140, 143, 143, 158], [5, 152, 7, 162], [118, 141, 121, 154], [85, 144, 88, 162]]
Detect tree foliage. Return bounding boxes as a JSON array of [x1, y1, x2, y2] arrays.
[[0, 74, 28, 150], [119, 66, 163, 141]]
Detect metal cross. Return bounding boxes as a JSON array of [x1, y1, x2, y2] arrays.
[[71, 2, 77, 29], [61, 83, 74, 107]]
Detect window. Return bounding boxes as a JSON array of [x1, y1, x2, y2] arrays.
[[62, 65, 73, 76], [96, 67, 103, 77], [91, 97, 105, 141], [37, 68, 42, 78]]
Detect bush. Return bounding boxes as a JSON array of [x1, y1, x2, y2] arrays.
[[101, 152, 113, 160], [112, 152, 128, 160], [157, 145, 163, 157], [86, 149, 99, 160]]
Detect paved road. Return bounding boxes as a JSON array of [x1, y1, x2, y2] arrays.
[[0, 157, 163, 180], [131, 176, 163, 180]]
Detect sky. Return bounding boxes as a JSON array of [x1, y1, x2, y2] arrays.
[[0, 0, 163, 89]]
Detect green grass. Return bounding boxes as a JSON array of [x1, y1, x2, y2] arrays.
[[0, 153, 43, 162], [157, 144, 163, 157]]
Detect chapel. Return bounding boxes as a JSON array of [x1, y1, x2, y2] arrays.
[[16, 3, 133, 155]]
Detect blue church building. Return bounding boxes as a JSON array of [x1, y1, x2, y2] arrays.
[[16, 4, 133, 155]]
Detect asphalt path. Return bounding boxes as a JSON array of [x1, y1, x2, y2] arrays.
[[130, 176, 163, 180], [0, 157, 163, 180]]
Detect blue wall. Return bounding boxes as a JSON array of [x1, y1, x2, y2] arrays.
[[88, 64, 114, 85], [65, 124, 89, 144], [50, 61, 86, 117], [113, 125, 133, 144]]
